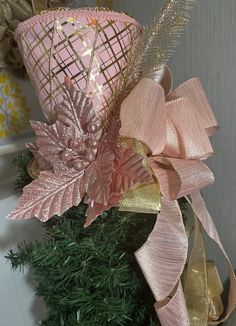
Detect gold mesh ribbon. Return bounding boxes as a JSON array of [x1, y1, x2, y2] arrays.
[[120, 182, 161, 214], [119, 137, 161, 214]]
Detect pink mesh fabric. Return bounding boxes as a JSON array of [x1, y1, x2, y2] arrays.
[[15, 8, 141, 121]]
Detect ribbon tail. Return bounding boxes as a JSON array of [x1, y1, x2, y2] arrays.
[[135, 198, 189, 325], [156, 282, 190, 326], [188, 191, 236, 325]]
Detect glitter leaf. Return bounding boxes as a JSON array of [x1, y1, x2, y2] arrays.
[[31, 121, 71, 172], [112, 147, 152, 193], [8, 170, 85, 222], [57, 77, 102, 142], [85, 139, 115, 206]]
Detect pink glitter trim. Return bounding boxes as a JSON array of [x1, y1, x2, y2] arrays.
[[15, 8, 140, 40]]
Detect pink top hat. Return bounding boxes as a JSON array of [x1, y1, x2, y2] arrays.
[[15, 8, 141, 122]]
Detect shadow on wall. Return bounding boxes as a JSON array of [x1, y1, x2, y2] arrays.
[[0, 218, 44, 250], [223, 277, 236, 325], [26, 270, 48, 325], [0, 194, 47, 325]]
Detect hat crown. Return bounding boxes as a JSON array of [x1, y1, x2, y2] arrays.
[[16, 8, 141, 121]]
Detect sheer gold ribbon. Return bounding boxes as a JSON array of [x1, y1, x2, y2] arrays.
[[183, 211, 223, 325], [120, 138, 161, 214]]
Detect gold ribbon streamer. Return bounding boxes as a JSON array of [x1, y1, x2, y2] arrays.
[[187, 193, 236, 325], [183, 205, 224, 325], [184, 214, 209, 325], [207, 262, 224, 322]]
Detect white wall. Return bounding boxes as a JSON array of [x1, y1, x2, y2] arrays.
[[115, 0, 236, 282], [0, 194, 47, 326]]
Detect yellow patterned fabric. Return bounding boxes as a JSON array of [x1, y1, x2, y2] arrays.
[[0, 71, 30, 138]]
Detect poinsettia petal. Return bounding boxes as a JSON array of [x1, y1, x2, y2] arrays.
[[113, 147, 152, 194], [84, 194, 121, 228], [85, 144, 115, 205], [84, 202, 105, 228], [120, 78, 166, 155], [58, 78, 102, 137], [8, 171, 85, 222], [31, 120, 68, 168]]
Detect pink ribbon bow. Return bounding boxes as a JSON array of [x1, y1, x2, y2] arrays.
[[120, 76, 236, 325]]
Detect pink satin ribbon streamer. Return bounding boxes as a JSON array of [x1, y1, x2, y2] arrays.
[[155, 282, 190, 326], [120, 75, 236, 325]]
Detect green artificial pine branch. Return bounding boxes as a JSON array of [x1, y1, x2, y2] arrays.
[[7, 150, 161, 325], [7, 204, 159, 325], [12, 150, 33, 191]]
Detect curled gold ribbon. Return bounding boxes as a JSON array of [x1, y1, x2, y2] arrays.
[[183, 207, 224, 325], [184, 214, 209, 325]]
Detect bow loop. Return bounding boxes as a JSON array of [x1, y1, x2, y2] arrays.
[[163, 96, 215, 160], [167, 78, 219, 137], [149, 157, 214, 200], [120, 78, 167, 156], [120, 76, 218, 161]]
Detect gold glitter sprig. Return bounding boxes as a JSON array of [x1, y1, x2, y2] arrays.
[[139, 0, 197, 80], [109, 0, 197, 122], [127, 0, 197, 84]]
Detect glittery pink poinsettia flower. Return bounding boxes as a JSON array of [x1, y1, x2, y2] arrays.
[[9, 78, 151, 226]]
